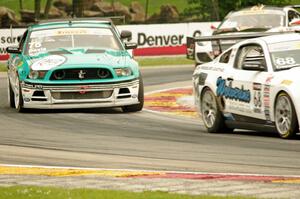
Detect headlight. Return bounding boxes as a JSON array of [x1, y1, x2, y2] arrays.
[[114, 68, 132, 77], [28, 70, 47, 80]]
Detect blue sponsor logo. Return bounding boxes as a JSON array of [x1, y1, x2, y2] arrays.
[[216, 77, 251, 103]]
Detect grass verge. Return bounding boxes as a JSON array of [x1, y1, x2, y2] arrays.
[[136, 56, 193, 67], [0, 57, 193, 72], [0, 186, 256, 199], [0, 63, 7, 72]]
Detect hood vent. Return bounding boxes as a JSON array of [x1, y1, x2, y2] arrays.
[[85, 49, 106, 54], [48, 50, 72, 55]]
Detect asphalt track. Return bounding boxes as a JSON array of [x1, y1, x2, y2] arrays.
[[0, 65, 300, 176]]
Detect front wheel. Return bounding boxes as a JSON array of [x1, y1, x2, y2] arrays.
[[201, 88, 228, 133], [274, 92, 298, 139], [7, 77, 15, 108], [14, 76, 25, 112], [122, 76, 144, 113]]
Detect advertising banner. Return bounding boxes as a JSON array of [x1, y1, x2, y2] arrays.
[[0, 22, 219, 61]]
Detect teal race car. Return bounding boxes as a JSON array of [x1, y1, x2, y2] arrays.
[[6, 18, 143, 112]]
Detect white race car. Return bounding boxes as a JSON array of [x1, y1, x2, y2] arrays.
[[193, 32, 300, 139], [190, 5, 300, 65]]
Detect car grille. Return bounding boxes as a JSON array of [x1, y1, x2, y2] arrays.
[[51, 91, 113, 100], [50, 68, 113, 80]]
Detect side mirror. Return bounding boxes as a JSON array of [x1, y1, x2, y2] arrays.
[[120, 30, 132, 40], [186, 36, 195, 60], [6, 46, 21, 54], [17, 35, 22, 42], [124, 42, 137, 50]]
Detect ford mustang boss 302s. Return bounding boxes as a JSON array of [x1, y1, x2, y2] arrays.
[[6, 18, 143, 112], [192, 32, 300, 139]]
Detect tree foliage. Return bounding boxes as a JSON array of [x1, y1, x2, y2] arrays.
[[183, 0, 292, 21]]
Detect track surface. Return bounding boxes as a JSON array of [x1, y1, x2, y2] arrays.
[[1, 66, 300, 176]]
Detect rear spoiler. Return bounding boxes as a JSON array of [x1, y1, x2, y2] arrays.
[[186, 31, 296, 60]]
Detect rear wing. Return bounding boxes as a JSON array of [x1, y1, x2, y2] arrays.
[[186, 32, 294, 60]]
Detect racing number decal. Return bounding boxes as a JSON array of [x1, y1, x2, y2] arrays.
[[275, 57, 296, 66], [29, 41, 42, 49]]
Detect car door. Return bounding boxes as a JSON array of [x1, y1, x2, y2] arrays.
[[225, 43, 269, 121]]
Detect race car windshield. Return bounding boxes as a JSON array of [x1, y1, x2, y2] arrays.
[[25, 28, 123, 56], [218, 11, 284, 32], [269, 41, 300, 70]]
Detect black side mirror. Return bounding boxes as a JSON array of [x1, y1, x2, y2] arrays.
[[124, 42, 137, 50], [6, 46, 21, 54], [120, 30, 132, 40], [186, 36, 195, 60], [17, 35, 22, 42]]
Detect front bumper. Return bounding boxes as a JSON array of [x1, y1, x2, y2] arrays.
[[20, 79, 140, 109]]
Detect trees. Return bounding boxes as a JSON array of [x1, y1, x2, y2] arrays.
[[184, 0, 292, 21]]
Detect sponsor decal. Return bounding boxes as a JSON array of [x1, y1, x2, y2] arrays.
[[253, 82, 262, 91], [201, 65, 224, 72], [79, 85, 90, 94], [253, 91, 262, 113], [137, 33, 184, 47], [253, 83, 262, 113], [216, 77, 251, 103], [263, 76, 273, 121], [227, 102, 250, 113], [281, 80, 293, 86]]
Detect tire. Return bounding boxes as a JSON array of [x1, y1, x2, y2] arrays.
[[274, 92, 298, 139], [122, 76, 144, 113], [14, 75, 25, 113], [201, 88, 228, 133], [7, 77, 15, 108]]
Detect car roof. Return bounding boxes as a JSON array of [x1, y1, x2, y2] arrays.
[[29, 18, 113, 31], [239, 5, 285, 12], [226, 5, 286, 18], [250, 33, 300, 44]]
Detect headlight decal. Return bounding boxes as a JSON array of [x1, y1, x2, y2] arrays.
[[31, 55, 66, 70]]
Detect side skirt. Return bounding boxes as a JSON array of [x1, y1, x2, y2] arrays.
[[224, 114, 276, 132]]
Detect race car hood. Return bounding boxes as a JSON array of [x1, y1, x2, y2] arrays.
[[25, 49, 135, 71]]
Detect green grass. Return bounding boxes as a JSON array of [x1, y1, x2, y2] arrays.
[[136, 56, 193, 67], [0, 63, 7, 72], [0, 186, 257, 199], [0, 0, 189, 19]]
